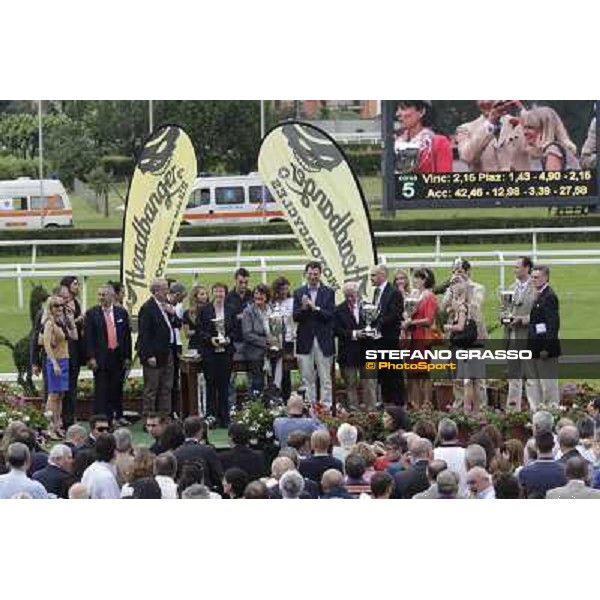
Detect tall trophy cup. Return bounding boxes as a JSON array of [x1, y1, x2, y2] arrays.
[[403, 290, 421, 320], [359, 301, 380, 339], [499, 289, 515, 326], [268, 306, 284, 353], [212, 317, 227, 352]]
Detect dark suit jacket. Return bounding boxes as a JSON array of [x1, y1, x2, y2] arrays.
[[84, 304, 132, 368], [173, 440, 224, 492], [32, 464, 71, 498], [225, 289, 253, 344], [334, 301, 365, 368], [137, 297, 179, 366], [373, 282, 403, 342], [528, 285, 561, 358], [219, 446, 268, 481], [392, 460, 429, 499], [197, 303, 236, 358], [293, 284, 336, 356], [299, 454, 343, 485]]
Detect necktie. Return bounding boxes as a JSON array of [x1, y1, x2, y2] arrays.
[[373, 287, 381, 305], [104, 309, 118, 350]]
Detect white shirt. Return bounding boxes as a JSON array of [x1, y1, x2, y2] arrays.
[[82, 461, 121, 499], [154, 297, 175, 344], [155, 475, 178, 499], [434, 445, 467, 496], [374, 282, 387, 306], [174, 302, 184, 347]]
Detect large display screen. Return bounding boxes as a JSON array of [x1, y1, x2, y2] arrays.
[[385, 100, 598, 208]]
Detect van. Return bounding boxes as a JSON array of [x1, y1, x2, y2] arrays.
[[0, 178, 73, 229], [182, 173, 285, 226]]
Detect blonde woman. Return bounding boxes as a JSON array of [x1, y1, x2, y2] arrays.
[[394, 269, 411, 296], [521, 107, 580, 170], [43, 295, 76, 439], [183, 284, 209, 351], [444, 281, 484, 415]]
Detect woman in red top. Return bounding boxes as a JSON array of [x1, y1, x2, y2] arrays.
[[395, 101, 453, 173], [401, 268, 439, 411]]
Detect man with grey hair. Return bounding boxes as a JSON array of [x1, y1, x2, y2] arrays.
[[434, 418, 467, 495], [436, 470, 460, 499], [334, 282, 377, 411], [113, 428, 134, 486], [369, 263, 404, 405], [465, 444, 487, 471], [557, 425, 585, 465], [546, 456, 600, 499], [0, 443, 48, 499], [527, 265, 561, 409], [65, 424, 87, 456], [181, 483, 213, 499], [467, 466, 495, 499], [32, 443, 73, 497], [137, 277, 180, 415], [279, 469, 305, 499], [392, 438, 432, 499], [85, 284, 132, 425]]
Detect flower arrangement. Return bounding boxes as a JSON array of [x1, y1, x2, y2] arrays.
[[316, 406, 384, 443], [0, 383, 49, 431], [231, 400, 285, 448]]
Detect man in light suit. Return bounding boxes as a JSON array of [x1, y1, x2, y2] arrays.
[[456, 101, 531, 172], [527, 266, 561, 409], [546, 456, 600, 499], [293, 261, 336, 407], [85, 285, 132, 425], [503, 257, 537, 411]]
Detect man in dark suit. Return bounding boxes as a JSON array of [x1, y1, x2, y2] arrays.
[[334, 282, 377, 411], [219, 423, 267, 481], [298, 430, 343, 490], [527, 266, 561, 409], [370, 264, 405, 406], [174, 416, 224, 493], [85, 285, 132, 424], [392, 438, 432, 499], [293, 261, 336, 407], [32, 443, 73, 498], [137, 278, 180, 416]]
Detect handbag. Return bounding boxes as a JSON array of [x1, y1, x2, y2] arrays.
[[449, 308, 478, 349]]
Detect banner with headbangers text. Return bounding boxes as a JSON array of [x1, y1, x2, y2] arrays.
[[120, 125, 197, 329], [258, 121, 377, 299]]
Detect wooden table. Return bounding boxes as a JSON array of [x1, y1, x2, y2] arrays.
[[179, 353, 300, 418]]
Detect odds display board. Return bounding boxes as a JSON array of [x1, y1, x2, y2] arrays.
[[383, 100, 598, 209], [121, 125, 197, 328], [258, 121, 377, 300]]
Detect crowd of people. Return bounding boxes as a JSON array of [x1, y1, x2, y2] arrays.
[[2, 399, 600, 499], [394, 100, 596, 173], [26, 253, 562, 440]]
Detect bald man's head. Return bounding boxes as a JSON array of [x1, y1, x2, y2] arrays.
[[321, 469, 344, 493]]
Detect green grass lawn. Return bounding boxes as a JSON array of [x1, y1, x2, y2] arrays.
[[1, 240, 599, 372]]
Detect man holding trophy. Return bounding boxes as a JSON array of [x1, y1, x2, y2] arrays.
[[501, 256, 537, 411], [198, 282, 235, 426], [334, 282, 377, 411]]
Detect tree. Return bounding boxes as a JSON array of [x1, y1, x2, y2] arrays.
[[86, 166, 113, 217]]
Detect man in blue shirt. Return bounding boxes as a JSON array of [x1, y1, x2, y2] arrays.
[[273, 394, 324, 447], [0, 442, 49, 499], [518, 430, 566, 499]]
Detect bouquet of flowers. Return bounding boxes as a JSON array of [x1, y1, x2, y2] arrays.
[[0, 383, 49, 432], [231, 399, 285, 449]]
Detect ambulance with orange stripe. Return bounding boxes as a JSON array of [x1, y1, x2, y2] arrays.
[[0, 178, 73, 229], [181, 173, 285, 226]]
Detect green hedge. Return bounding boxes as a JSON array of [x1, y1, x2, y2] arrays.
[[100, 155, 134, 179], [0, 156, 41, 180], [344, 150, 381, 176]]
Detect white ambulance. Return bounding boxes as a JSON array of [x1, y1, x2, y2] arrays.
[[181, 173, 285, 226], [0, 179, 73, 229]]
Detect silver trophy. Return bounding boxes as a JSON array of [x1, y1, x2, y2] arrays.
[[268, 306, 284, 352], [499, 289, 515, 325], [404, 290, 421, 320], [394, 140, 421, 173], [211, 317, 227, 352], [360, 301, 380, 338]]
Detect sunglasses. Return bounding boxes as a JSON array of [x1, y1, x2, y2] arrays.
[[95, 426, 110, 433]]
